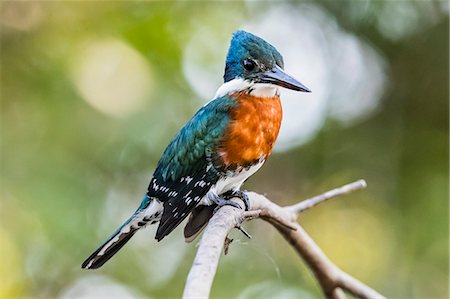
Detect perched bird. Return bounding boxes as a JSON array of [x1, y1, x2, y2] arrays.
[[82, 30, 310, 269]]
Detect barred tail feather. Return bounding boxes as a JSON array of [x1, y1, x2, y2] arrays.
[[82, 196, 163, 269], [82, 219, 137, 269]]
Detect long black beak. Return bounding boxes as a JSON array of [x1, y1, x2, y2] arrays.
[[259, 65, 311, 92]]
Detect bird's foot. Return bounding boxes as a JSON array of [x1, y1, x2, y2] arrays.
[[208, 192, 242, 213], [222, 190, 250, 211], [211, 196, 241, 213], [207, 191, 252, 240]]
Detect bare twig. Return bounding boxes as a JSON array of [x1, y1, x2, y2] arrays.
[[182, 180, 385, 299], [286, 179, 367, 214]]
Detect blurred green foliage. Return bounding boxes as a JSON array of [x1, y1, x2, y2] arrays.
[[1, 1, 448, 298]]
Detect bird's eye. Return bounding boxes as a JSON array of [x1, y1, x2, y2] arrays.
[[243, 59, 256, 71]]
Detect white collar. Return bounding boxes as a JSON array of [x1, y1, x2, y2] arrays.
[[214, 78, 279, 98]]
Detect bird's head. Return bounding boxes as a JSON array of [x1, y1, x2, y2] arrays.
[[221, 30, 310, 96]]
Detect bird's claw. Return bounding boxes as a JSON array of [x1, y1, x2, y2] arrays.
[[209, 190, 250, 213], [223, 190, 250, 211], [212, 197, 242, 213]]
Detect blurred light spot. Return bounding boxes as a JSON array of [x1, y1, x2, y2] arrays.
[[376, 2, 420, 41], [59, 275, 148, 299], [182, 4, 387, 151], [70, 39, 153, 118], [237, 281, 314, 299], [182, 28, 228, 99], [326, 34, 387, 124], [0, 226, 24, 298], [0, 1, 43, 31], [342, 0, 372, 24], [375, 1, 443, 41]]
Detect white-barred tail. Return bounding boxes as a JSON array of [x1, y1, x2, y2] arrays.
[[82, 197, 163, 269]]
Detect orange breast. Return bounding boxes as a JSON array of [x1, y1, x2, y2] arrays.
[[218, 92, 282, 167]]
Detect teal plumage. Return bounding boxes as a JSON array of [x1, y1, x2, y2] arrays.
[[82, 30, 310, 270], [82, 96, 237, 269], [154, 95, 237, 182], [224, 30, 284, 82], [150, 95, 238, 240]]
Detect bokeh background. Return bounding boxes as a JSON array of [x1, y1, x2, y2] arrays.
[[1, 1, 448, 298]]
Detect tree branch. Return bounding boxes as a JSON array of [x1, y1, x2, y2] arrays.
[[286, 179, 367, 214], [182, 180, 385, 299]]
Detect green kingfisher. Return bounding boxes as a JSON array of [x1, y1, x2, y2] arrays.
[[82, 30, 310, 269]]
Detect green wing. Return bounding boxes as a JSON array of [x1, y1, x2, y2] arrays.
[[153, 95, 237, 183]]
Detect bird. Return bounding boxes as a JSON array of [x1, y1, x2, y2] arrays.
[[82, 30, 310, 269]]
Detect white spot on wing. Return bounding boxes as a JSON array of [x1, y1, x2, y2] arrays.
[[185, 176, 193, 184]]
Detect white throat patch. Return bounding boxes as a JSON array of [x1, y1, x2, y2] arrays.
[[214, 78, 279, 98]]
